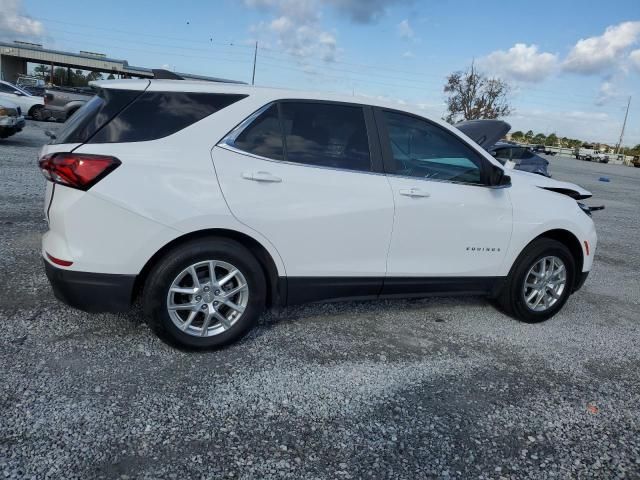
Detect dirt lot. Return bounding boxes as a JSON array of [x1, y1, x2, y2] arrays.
[[1, 121, 639, 479]]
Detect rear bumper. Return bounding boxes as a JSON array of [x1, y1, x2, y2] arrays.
[[44, 260, 135, 313]]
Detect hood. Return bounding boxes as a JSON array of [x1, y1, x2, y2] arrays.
[[508, 168, 592, 200], [0, 98, 18, 109], [454, 119, 511, 149]]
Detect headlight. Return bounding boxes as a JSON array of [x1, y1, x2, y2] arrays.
[[0, 107, 17, 117], [577, 202, 592, 217]]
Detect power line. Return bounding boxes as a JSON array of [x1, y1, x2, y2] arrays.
[[35, 16, 626, 108], [35, 16, 254, 50]]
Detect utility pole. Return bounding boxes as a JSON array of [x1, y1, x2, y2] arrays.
[[251, 41, 258, 86], [615, 96, 631, 155]]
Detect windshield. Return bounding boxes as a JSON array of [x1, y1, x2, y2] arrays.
[[4, 82, 32, 97]]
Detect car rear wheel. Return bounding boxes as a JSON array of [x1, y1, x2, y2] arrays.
[[142, 238, 266, 349], [495, 238, 575, 323]]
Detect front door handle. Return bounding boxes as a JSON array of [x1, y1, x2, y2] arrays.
[[242, 171, 282, 183], [399, 187, 430, 198]]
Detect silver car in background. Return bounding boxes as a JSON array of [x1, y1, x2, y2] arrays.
[[0, 99, 26, 139]]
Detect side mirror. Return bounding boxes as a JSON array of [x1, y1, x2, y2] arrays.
[[489, 165, 511, 188]]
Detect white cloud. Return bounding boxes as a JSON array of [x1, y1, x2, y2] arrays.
[[479, 43, 558, 83], [563, 21, 640, 74], [630, 49, 640, 71], [596, 79, 616, 106], [402, 50, 414, 58], [246, 0, 337, 62], [397, 19, 414, 39], [0, 0, 44, 41]]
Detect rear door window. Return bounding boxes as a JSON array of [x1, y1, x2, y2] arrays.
[[279, 102, 371, 172], [233, 104, 284, 160]]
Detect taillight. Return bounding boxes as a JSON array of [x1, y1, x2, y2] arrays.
[[39, 153, 121, 191]]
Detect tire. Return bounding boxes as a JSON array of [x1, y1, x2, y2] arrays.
[[142, 237, 266, 349], [495, 238, 575, 323], [29, 105, 45, 121]]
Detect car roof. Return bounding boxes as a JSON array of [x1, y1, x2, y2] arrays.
[[91, 79, 427, 114]]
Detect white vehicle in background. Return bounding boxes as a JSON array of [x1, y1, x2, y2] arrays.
[[0, 98, 26, 139], [0, 80, 45, 120], [39, 80, 599, 349], [574, 146, 609, 163], [592, 151, 610, 163]]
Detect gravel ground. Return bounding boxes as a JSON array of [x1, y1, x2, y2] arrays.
[[1, 122, 639, 479]]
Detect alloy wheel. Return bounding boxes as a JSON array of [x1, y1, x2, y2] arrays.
[[166, 260, 249, 337], [522, 256, 567, 312]]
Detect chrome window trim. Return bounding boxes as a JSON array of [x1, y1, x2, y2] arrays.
[[383, 171, 497, 188], [217, 142, 385, 177], [219, 102, 275, 147]]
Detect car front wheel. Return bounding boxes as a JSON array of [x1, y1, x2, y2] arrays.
[[29, 105, 45, 121], [496, 238, 576, 323], [142, 238, 266, 349]]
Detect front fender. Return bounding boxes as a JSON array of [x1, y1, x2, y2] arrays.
[[500, 184, 597, 275]]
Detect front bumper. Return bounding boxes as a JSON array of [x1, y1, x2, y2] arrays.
[[573, 271, 589, 293], [44, 260, 136, 313], [0, 115, 25, 134]]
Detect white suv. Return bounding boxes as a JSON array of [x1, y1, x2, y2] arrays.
[[0, 80, 45, 120], [40, 80, 598, 349]]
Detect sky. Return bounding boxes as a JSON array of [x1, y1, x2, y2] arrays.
[[1, 0, 639, 145]]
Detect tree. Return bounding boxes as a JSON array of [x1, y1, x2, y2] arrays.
[[545, 133, 558, 146], [524, 130, 534, 143], [443, 62, 512, 123], [34, 64, 49, 79], [511, 131, 524, 142], [86, 71, 103, 82], [533, 133, 546, 145]]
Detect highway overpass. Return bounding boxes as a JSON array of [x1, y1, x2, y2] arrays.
[[0, 40, 241, 84]]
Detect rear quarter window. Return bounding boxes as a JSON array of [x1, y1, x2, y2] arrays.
[[88, 92, 247, 143], [51, 88, 140, 145]]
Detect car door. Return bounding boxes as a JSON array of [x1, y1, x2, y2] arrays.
[[0, 82, 18, 107], [212, 100, 395, 303], [374, 108, 513, 294], [0, 82, 28, 112]]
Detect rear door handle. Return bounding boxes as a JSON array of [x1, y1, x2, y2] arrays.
[[399, 187, 430, 198], [242, 171, 282, 183]]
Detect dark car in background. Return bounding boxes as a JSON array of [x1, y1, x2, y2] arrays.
[[455, 120, 551, 177], [490, 142, 551, 177]]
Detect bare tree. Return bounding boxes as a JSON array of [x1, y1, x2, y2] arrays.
[[443, 62, 512, 123]]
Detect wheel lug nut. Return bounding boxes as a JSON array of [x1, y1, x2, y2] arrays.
[[195, 295, 201, 301], [201, 304, 207, 310], [215, 290, 220, 295], [204, 286, 210, 292], [213, 301, 219, 306]]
